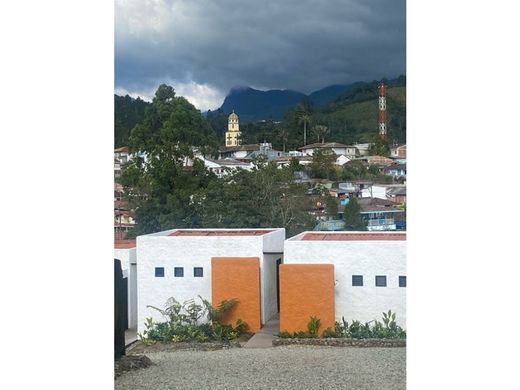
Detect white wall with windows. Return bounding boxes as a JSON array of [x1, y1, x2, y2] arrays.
[[136, 228, 285, 334], [284, 232, 406, 327]]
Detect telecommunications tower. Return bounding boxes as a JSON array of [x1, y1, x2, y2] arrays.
[[378, 81, 387, 138]]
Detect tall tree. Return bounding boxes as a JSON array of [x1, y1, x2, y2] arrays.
[[297, 111, 311, 146], [312, 125, 329, 143], [309, 148, 337, 180], [343, 198, 366, 231], [120, 84, 219, 236], [368, 134, 390, 156]]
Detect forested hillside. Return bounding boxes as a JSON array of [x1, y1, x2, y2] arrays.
[[114, 94, 150, 148], [206, 76, 406, 150]]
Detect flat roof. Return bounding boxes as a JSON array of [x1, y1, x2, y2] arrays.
[[296, 232, 406, 241], [169, 229, 275, 237], [115, 239, 136, 249]]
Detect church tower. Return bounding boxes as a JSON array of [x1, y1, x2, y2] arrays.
[[225, 110, 241, 147]]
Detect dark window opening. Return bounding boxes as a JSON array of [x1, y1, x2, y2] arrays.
[[155, 267, 165, 277], [174, 267, 184, 277], [399, 275, 406, 287], [375, 275, 387, 287], [352, 275, 363, 286], [194, 267, 203, 277]]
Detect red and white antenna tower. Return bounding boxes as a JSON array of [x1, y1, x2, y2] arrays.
[[378, 80, 387, 138]]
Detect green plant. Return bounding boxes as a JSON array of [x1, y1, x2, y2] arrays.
[[322, 327, 337, 338], [307, 316, 321, 337], [277, 330, 292, 338]]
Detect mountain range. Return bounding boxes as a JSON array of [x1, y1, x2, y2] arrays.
[[216, 83, 355, 122]]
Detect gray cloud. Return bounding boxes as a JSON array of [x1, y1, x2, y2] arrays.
[[115, 0, 405, 110]]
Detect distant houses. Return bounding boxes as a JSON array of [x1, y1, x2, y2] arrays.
[[299, 142, 358, 158]]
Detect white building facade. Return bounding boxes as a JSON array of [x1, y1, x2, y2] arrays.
[[283, 231, 406, 327], [136, 228, 285, 334]]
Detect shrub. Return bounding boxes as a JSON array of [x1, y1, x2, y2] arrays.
[[138, 296, 249, 344], [334, 311, 406, 339], [307, 316, 321, 337], [277, 311, 406, 340], [322, 327, 337, 338]]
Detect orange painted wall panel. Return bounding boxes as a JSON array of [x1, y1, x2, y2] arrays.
[[211, 257, 261, 332], [280, 264, 335, 335]]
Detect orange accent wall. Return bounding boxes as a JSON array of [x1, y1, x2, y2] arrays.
[[279, 264, 335, 335], [211, 257, 261, 332]]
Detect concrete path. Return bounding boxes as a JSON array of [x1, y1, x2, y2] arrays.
[[243, 314, 279, 348]]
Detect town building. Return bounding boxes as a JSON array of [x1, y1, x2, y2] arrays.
[[370, 184, 407, 203], [387, 186, 407, 205], [335, 155, 351, 166], [114, 184, 135, 240], [242, 142, 285, 161], [114, 240, 138, 330], [385, 163, 407, 179], [200, 157, 254, 178], [282, 231, 406, 331], [352, 143, 371, 156], [355, 155, 394, 167], [114, 158, 122, 179], [356, 197, 403, 231], [224, 111, 241, 147], [218, 144, 261, 159], [114, 146, 131, 164], [299, 142, 357, 157], [136, 228, 285, 334], [390, 144, 407, 159]]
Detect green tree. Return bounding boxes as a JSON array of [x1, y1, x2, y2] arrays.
[[343, 198, 366, 231], [309, 148, 337, 180], [120, 84, 219, 236], [311, 125, 329, 143], [297, 111, 311, 146], [368, 135, 390, 156], [197, 163, 314, 237], [340, 160, 368, 181]]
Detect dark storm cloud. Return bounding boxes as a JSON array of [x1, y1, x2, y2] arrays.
[[115, 0, 405, 110]]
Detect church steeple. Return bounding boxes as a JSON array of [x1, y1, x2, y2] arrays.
[[225, 110, 241, 146]]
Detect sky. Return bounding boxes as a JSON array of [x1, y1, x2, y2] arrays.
[[115, 0, 405, 111]]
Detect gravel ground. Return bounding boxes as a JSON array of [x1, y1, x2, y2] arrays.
[[115, 345, 406, 390]]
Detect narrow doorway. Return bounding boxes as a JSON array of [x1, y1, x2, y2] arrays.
[[276, 258, 282, 312]]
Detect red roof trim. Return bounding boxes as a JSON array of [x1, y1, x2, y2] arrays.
[[301, 233, 406, 241], [169, 230, 274, 237], [115, 239, 136, 248]]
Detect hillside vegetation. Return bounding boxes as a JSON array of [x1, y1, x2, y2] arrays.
[[115, 95, 150, 148]]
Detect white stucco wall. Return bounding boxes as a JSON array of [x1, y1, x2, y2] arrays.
[[114, 247, 138, 329], [283, 236, 406, 327], [371, 185, 389, 200], [262, 253, 283, 322], [136, 229, 284, 334]]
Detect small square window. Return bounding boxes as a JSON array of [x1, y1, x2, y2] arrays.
[[352, 275, 363, 286], [399, 276, 406, 287], [194, 267, 203, 277], [155, 267, 164, 277], [174, 267, 184, 277], [375, 275, 387, 287]]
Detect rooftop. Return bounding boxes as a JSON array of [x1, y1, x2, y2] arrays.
[[169, 229, 275, 237], [219, 144, 260, 152], [356, 197, 403, 213], [291, 231, 406, 241], [115, 239, 136, 249], [299, 142, 350, 150]]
